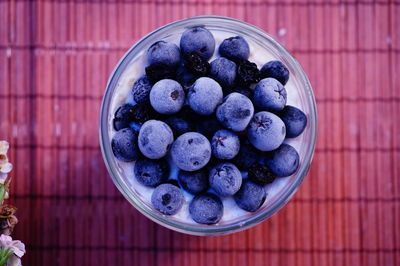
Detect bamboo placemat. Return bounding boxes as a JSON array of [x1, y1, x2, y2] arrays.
[[0, 0, 399, 265]]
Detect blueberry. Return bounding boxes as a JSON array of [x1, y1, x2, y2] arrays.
[[234, 141, 260, 170], [178, 169, 209, 194], [196, 117, 223, 139], [210, 57, 237, 88], [188, 77, 223, 115], [131, 75, 153, 104], [111, 128, 140, 162], [248, 163, 276, 185], [113, 104, 135, 131], [165, 116, 193, 137], [138, 120, 174, 159], [151, 183, 184, 215], [277, 105, 307, 138], [247, 111, 286, 151], [218, 36, 250, 62], [211, 130, 240, 160], [175, 65, 197, 91], [254, 78, 287, 111], [171, 132, 211, 171], [147, 41, 181, 68], [180, 26, 215, 61], [150, 79, 185, 115], [260, 60, 289, 85], [189, 193, 223, 224], [234, 180, 266, 212], [216, 92, 254, 132], [265, 144, 300, 177], [209, 162, 242, 196], [134, 158, 169, 187]]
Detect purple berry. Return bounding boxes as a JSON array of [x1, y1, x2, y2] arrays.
[[134, 158, 169, 187], [260, 60, 289, 85], [151, 183, 184, 215], [189, 193, 223, 224], [247, 111, 286, 151], [209, 162, 242, 197], [234, 180, 266, 212], [265, 144, 300, 177]]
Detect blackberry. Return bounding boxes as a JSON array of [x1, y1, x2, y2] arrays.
[[237, 60, 260, 86], [184, 53, 210, 76], [248, 163, 276, 185], [145, 63, 176, 83], [131, 75, 152, 103], [113, 103, 136, 131]]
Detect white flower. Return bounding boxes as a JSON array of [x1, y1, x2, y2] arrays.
[[0, 141, 9, 155], [0, 235, 25, 262], [6, 254, 22, 266], [0, 141, 12, 185]]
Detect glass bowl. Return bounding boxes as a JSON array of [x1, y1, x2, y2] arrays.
[[99, 15, 317, 236]]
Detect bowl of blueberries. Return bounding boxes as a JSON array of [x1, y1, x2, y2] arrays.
[[100, 16, 317, 235]]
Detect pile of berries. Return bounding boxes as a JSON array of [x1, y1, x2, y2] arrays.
[[111, 26, 307, 224]]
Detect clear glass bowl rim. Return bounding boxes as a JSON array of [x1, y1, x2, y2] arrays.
[[99, 15, 318, 236]]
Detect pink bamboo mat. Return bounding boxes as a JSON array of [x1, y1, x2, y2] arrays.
[[0, 0, 399, 265]]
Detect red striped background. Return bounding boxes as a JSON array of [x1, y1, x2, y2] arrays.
[[0, 0, 399, 265]]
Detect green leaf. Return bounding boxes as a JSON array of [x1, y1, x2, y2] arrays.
[[0, 247, 12, 265]]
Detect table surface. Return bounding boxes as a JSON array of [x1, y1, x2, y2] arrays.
[[0, 0, 399, 265]]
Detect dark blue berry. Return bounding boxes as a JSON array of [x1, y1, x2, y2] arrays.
[[248, 163, 276, 185], [111, 128, 140, 162], [138, 120, 174, 159], [211, 129, 240, 160], [196, 117, 223, 139], [189, 193, 223, 224], [216, 92, 254, 132], [209, 162, 242, 196], [134, 158, 169, 187], [265, 144, 300, 177], [234, 180, 266, 212], [178, 169, 209, 195], [147, 41, 181, 68], [113, 104, 135, 131], [171, 132, 211, 171], [210, 57, 237, 88], [165, 116, 193, 137], [254, 78, 287, 111], [180, 27, 215, 61], [218, 36, 250, 62], [175, 65, 198, 91], [260, 60, 289, 85], [150, 79, 185, 115], [277, 105, 307, 138], [188, 77, 223, 115], [234, 141, 260, 170], [151, 183, 184, 215], [247, 111, 286, 151], [131, 75, 153, 104]]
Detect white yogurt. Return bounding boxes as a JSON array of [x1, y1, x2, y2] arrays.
[[108, 30, 303, 225]]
